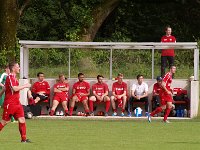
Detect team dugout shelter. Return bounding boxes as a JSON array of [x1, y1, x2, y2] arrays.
[[19, 41, 199, 118]]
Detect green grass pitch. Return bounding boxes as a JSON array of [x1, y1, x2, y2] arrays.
[[0, 118, 200, 150]]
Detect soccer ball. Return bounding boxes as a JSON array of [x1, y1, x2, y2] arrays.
[[26, 112, 33, 119], [134, 107, 142, 117]]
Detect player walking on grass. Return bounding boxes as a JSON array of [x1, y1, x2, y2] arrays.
[[0, 62, 32, 143], [148, 66, 176, 123], [69, 73, 90, 116], [89, 75, 110, 116]]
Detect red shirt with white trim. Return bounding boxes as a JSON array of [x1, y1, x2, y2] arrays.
[[92, 82, 109, 96], [32, 81, 50, 95], [153, 83, 162, 95], [4, 74, 20, 105], [112, 82, 127, 95], [73, 81, 90, 94], [162, 72, 172, 91], [161, 35, 176, 56], [54, 82, 69, 97]]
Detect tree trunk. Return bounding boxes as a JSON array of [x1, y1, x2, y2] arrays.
[[0, 0, 19, 61], [80, 0, 120, 42]]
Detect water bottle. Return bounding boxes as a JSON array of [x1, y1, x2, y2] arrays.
[[184, 109, 187, 117], [136, 108, 138, 117]]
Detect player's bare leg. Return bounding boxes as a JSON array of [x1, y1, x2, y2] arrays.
[[27, 90, 35, 105], [82, 99, 90, 116], [50, 100, 59, 116], [111, 96, 117, 116], [61, 101, 69, 116]]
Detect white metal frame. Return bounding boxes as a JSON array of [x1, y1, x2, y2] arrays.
[[19, 40, 199, 80]]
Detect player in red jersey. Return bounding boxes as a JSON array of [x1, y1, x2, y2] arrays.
[[161, 25, 176, 77], [148, 66, 176, 123], [111, 73, 127, 117], [151, 76, 162, 112], [50, 74, 69, 116], [0, 62, 32, 143], [89, 75, 110, 116], [69, 73, 90, 116], [27, 72, 50, 105]]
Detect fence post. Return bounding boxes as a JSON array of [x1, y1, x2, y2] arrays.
[[68, 48, 71, 79], [152, 48, 154, 79], [110, 47, 113, 80], [194, 48, 199, 81], [20, 46, 24, 79]]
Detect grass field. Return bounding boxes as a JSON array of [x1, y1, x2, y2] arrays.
[[0, 118, 200, 150]]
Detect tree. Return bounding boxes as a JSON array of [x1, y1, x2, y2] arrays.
[[0, 0, 30, 61], [79, 0, 120, 41]]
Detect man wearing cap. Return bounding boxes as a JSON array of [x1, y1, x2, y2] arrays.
[[151, 76, 162, 112], [148, 66, 176, 123]]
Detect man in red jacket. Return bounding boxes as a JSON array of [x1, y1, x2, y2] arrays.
[[28, 72, 50, 105], [161, 25, 176, 77]]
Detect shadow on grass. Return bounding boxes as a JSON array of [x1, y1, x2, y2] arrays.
[[166, 141, 200, 145]]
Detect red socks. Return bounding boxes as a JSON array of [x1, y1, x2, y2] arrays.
[[19, 123, 26, 141], [89, 100, 94, 112], [0, 122, 4, 131], [50, 110, 55, 116], [164, 108, 171, 121], [151, 107, 163, 117], [69, 107, 74, 116], [85, 109, 89, 113], [105, 101, 110, 113]]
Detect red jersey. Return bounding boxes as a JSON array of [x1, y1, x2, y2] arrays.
[[54, 82, 69, 96], [32, 81, 50, 95], [73, 81, 90, 94], [161, 35, 176, 56], [4, 74, 20, 105], [162, 72, 173, 93], [153, 83, 162, 95], [92, 82, 109, 96], [112, 82, 127, 95]]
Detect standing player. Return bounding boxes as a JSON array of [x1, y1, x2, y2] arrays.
[[50, 74, 69, 116], [0, 62, 32, 143], [69, 73, 90, 116], [110, 73, 127, 117], [161, 25, 176, 77], [148, 66, 176, 123], [89, 75, 110, 116]]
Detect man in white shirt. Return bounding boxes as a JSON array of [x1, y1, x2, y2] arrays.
[[128, 74, 149, 117]]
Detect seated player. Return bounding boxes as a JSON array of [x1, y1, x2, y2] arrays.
[[128, 74, 149, 117], [69, 73, 90, 116], [28, 72, 50, 105], [50, 74, 69, 116], [110, 73, 127, 117], [89, 75, 110, 116], [152, 76, 162, 112]]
